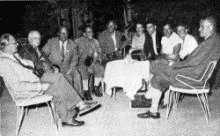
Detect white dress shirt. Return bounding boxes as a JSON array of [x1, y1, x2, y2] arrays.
[[161, 32, 183, 55], [131, 33, 145, 50], [151, 31, 158, 55], [59, 40, 68, 54], [111, 32, 117, 51], [179, 34, 198, 59]]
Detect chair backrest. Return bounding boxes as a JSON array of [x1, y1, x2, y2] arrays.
[[201, 60, 217, 84], [0, 76, 17, 102], [0, 75, 27, 106]]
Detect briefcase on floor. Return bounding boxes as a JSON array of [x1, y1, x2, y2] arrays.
[[130, 94, 152, 108]]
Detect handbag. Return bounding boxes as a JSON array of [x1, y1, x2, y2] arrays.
[[84, 56, 94, 67], [130, 94, 152, 108]]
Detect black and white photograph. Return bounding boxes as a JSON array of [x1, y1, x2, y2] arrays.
[[0, 0, 220, 136]]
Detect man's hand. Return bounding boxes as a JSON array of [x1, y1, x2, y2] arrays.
[[41, 83, 50, 91], [66, 69, 72, 75]]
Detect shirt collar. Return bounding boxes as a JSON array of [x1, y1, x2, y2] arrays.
[[0, 51, 16, 60], [151, 31, 156, 37]]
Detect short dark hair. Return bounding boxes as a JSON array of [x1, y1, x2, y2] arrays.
[[82, 25, 93, 33], [57, 25, 69, 35], [145, 18, 157, 26], [163, 18, 175, 30], [135, 21, 144, 27], [107, 20, 116, 26], [176, 21, 188, 29]]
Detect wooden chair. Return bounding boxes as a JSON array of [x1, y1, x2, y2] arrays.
[[166, 60, 217, 123]]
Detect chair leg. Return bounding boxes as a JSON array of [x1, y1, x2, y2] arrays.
[[111, 88, 116, 99], [47, 102, 56, 125], [25, 107, 29, 115], [174, 92, 180, 108], [204, 93, 211, 117], [201, 93, 210, 119], [197, 93, 209, 123], [101, 81, 105, 93], [50, 102, 63, 136], [166, 90, 174, 119], [16, 107, 25, 136]]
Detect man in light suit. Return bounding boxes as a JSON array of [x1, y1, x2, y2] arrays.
[[0, 34, 86, 126], [42, 26, 84, 98], [98, 20, 124, 62], [137, 16, 220, 119]]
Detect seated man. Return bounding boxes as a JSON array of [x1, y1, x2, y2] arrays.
[[176, 22, 199, 60], [160, 22, 183, 65], [0, 33, 93, 126], [42, 26, 84, 99], [98, 20, 125, 63], [137, 16, 220, 119], [144, 19, 162, 60]]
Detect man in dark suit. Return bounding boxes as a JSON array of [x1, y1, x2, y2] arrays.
[[144, 20, 162, 60], [138, 16, 220, 119]]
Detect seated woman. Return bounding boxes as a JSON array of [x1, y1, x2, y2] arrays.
[[130, 22, 146, 61], [75, 25, 105, 99], [0, 33, 97, 127]]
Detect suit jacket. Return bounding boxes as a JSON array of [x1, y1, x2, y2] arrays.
[[151, 33, 220, 90], [98, 30, 124, 55], [17, 44, 49, 73], [42, 37, 78, 73], [144, 32, 162, 60], [0, 52, 41, 99]]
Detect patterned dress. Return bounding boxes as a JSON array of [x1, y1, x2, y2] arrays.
[[75, 36, 104, 80]]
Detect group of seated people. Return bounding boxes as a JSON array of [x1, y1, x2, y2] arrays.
[[0, 15, 219, 130], [97, 16, 220, 119]]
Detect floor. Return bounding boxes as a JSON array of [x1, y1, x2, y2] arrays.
[[1, 89, 220, 136]]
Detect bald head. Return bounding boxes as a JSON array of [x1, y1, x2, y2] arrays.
[[199, 16, 217, 39], [28, 30, 41, 48]]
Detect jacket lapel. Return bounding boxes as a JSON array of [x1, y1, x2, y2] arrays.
[[115, 32, 120, 49]]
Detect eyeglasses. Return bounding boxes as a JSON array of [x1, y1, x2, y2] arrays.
[[8, 42, 18, 45]]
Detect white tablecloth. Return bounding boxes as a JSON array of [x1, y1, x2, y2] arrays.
[[104, 59, 150, 99]]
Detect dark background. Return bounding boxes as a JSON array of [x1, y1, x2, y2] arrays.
[[0, 0, 219, 40]]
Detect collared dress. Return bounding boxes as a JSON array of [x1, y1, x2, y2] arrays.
[[75, 36, 104, 80]]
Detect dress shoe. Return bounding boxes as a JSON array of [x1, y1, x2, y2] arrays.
[[83, 91, 93, 101], [137, 111, 160, 119], [79, 103, 101, 116], [62, 119, 84, 127], [84, 100, 98, 105], [72, 107, 80, 118], [93, 85, 103, 97]]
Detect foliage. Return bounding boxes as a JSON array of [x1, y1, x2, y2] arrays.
[[22, 2, 59, 45]]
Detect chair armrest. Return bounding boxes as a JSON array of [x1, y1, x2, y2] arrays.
[[176, 74, 201, 82], [175, 74, 200, 89], [21, 90, 44, 105]]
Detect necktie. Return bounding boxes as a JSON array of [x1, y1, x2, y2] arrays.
[[60, 42, 65, 62]]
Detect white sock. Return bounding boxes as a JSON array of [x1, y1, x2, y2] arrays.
[[149, 86, 162, 113]]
